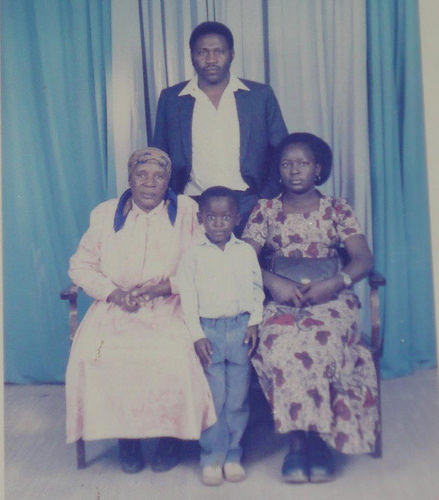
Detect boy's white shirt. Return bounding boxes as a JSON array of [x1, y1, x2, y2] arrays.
[[177, 233, 264, 342]]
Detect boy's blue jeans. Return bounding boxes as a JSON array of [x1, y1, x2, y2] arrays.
[[199, 313, 251, 467]]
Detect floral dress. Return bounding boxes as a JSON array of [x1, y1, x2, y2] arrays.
[[242, 194, 379, 454]]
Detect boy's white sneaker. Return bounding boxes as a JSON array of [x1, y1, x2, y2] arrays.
[[201, 465, 223, 486], [223, 462, 246, 482]]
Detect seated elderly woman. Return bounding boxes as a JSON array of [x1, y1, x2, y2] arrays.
[[242, 133, 379, 483], [65, 147, 216, 473]]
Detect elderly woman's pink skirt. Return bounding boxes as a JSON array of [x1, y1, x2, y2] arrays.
[[65, 297, 216, 443]]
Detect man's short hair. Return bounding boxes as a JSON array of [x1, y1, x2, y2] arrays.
[[199, 186, 240, 212], [189, 21, 234, 51]]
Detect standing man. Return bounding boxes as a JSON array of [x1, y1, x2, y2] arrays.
[[153, 21, 288, 234]]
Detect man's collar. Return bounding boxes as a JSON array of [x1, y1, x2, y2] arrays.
[[178, 74, 249, 98], [228, 74, 250, 92]]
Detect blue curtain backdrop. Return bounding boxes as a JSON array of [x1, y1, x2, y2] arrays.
[[367, 0, 436, 378], [2, 0, 114, 382], [2, 0, 436, 383]]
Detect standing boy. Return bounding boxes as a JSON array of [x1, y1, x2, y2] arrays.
[[177, 186, 264, 486]]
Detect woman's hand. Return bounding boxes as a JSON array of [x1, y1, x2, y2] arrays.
[[300, 279, 339, 306], [130, 283, 158, 304], [267, 275, 304, 307], [130, 279, 172, 303], [244, 325, 259, 357], [194, 338, 213, 370], [107, 288, 140, 312], [299, 234, 374, 307]]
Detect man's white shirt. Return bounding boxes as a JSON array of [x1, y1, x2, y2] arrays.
[[179, 74, 250, 195]]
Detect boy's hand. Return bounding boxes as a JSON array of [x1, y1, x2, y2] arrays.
[[194, 338, 213, 370], [244, 325, 259, 357]]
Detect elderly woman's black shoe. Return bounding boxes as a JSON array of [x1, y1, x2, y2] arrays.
[[151, 437, 181, 472], [118, 439, 144, 473], [308, 432, 335, 482], [281, 431, 309, 483]]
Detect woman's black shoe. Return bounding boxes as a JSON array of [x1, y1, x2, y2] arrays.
[[281, 431, 308, 483], [118, 439, 144, 474], [308, 432, 335, 482], [151, 437, 181, 472]]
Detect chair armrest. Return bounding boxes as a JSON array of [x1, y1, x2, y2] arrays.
[[368, 270, 385, 357], [60, 283, 80, 300], [60, 283, 80, 342], [368, 271, 386, 288]]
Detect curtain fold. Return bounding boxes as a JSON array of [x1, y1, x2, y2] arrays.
[[367, 0, 436, 378], [266, 0, 372, 334], [2, 0, 113, 382], [110, 0, 148, 193], [114, 0, 372, 228], [2, 0, 435, 383]]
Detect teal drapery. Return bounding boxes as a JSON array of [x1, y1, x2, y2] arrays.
[[2, 0, 435, 383], [2, 0, 114, 382], [367, 0, 436, 378]]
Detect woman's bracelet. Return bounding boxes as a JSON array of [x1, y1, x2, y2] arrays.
[[338, 271, 352, 287]]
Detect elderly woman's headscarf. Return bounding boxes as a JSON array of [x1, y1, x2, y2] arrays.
[[113, 147, 177, 232], [127, 147, 172, 176]]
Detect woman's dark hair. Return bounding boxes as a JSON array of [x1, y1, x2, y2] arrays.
[[189, 22, 234, 51], [276, 132, 333, 186], [199, 186, 239, 212]]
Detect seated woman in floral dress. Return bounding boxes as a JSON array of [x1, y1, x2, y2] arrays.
[[65, 147, 216, 473], [242, 133, 379, 483]]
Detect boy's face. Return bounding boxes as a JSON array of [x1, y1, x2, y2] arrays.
[[198, 196, 241, 248]]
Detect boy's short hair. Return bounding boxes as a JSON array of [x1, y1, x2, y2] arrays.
[[189, 22, 234, 51], [199, 186, 240, 212]]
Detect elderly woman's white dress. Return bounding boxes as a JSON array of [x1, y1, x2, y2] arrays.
[[65, 195, 216, 443]]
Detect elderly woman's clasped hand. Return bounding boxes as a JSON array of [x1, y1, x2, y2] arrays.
[[107, 288, 140, 312], [107, 280, 170, 312]]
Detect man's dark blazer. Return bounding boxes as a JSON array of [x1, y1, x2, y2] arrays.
[[152, 78, 288, 198]]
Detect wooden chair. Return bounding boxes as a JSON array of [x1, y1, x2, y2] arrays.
[[61, 259, 385, 467], [60, 284, 86, 469], [368, 265, 386, 457], [337, 248, 386, 457]]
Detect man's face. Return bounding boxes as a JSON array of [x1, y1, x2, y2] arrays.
[[191, 34, 234, 86]]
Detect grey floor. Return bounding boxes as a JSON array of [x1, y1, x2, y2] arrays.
[[5, 368, 439, 500]]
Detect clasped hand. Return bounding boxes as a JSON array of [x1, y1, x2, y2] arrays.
[[107, 282, 163, 312], [269, 276, 337, 307]]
